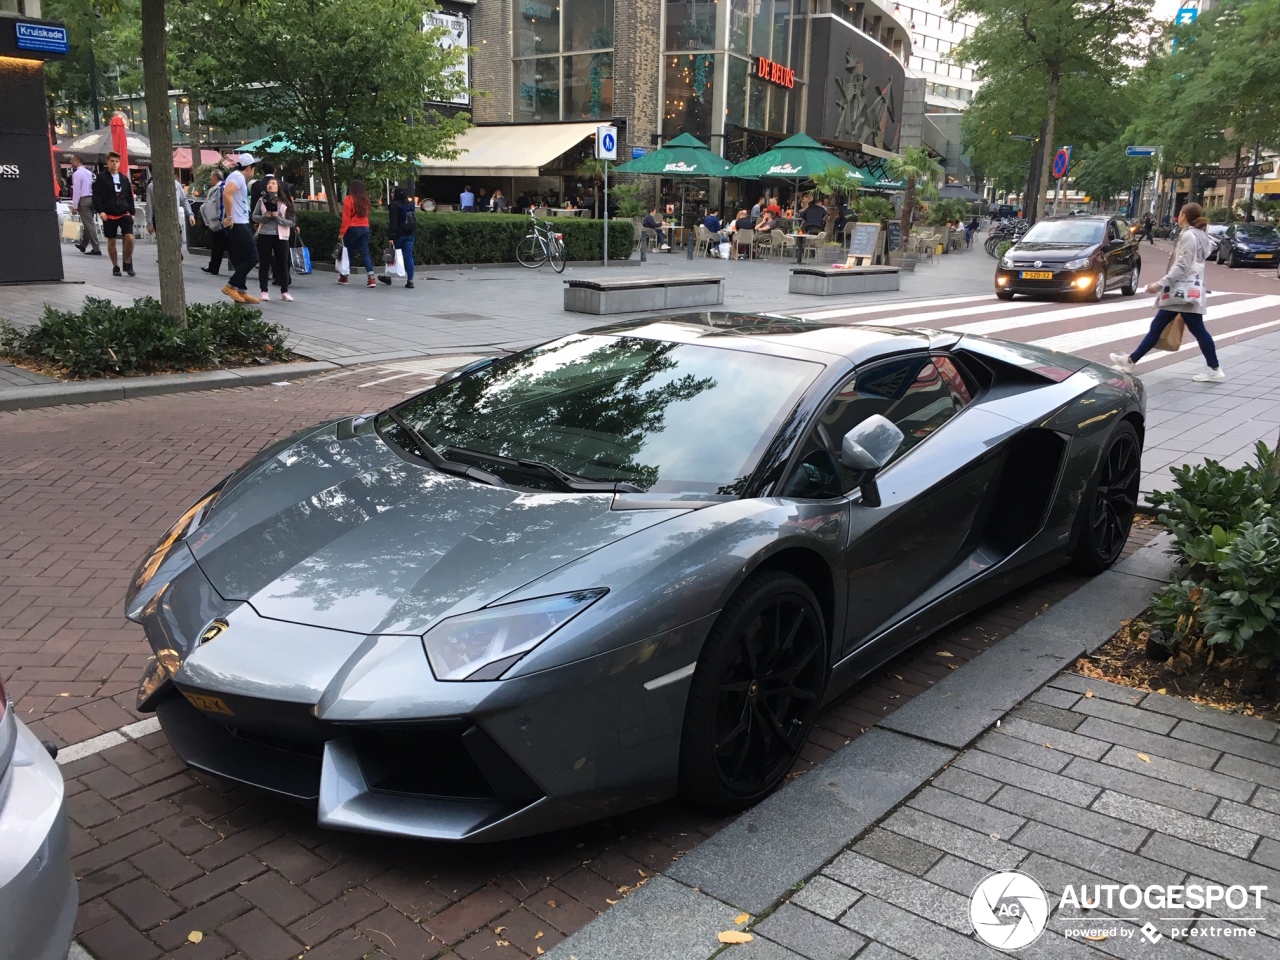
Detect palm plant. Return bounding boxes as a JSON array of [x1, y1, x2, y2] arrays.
[[811, 166, 861, 239], [856, 196, 896, 223], [577, 158, 607, 218], [887, 146, 944, 238]]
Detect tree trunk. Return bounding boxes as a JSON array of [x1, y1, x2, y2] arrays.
[[1226, 144, 1243, 219], [900, 178, 916, 240], [140, 0, 187, 326], [1034, 73, 1061, 223]]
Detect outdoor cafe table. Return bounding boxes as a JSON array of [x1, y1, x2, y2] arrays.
[[788, 233, 820, 264], [550, 208, 587, 217]]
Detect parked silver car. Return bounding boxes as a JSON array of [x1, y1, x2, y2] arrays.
[[0, 674, 77, 960]]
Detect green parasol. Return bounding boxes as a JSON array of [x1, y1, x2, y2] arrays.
[[613, 133, 734, 177], [728, 132, 861, 182]]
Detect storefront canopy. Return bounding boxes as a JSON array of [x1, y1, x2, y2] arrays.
[[614, 133, 733, 177], [56, 126, 151, 164], [173, 147, 223, 169], [416, 122, 601, 177], [728, 132, 861, 182], [939, 183, 983, 201]]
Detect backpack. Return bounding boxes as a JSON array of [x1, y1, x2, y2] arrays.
[[399, 202, 417, 238], [201, 181, 226, 231]]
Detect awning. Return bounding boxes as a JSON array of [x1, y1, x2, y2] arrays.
[[417, 122, 601, 177]]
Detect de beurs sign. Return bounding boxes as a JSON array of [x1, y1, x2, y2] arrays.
[[754, 55, 796, 89]]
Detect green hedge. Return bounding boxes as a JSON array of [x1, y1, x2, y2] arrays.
[[0, 297, 290, 380], [191, 212, 635, 265]]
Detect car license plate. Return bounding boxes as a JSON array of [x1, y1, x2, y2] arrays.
[[183, 691, 234, 715], [1020, 270, 1054, 280], [1256, 253, 1274, 259]]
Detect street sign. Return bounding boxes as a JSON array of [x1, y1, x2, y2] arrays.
[[15, 22, 69, 54], [1175, 6, 1197, 24], [595, 126, 618, 161], [1052, 146, 1071, 179], [631, 147, 647, 160], [1126, 145, 1159, 157]]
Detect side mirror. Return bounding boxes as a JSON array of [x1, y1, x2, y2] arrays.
[[1107, 238, 1126, 250], [841, 415, 904, 508], [438, 356, 499, 385]]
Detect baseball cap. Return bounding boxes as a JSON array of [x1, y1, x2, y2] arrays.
[[238, 153, 258, 167]]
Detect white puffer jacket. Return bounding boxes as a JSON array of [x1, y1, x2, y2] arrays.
[[1153, 226, 1216, 315]]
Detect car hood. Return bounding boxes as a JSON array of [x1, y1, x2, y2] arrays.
[[1008, 241, 1099, 262], [1236, 238, 1280, 249], [186, 428, 688, 636]]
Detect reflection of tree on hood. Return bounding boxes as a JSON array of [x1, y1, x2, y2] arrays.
[[402, 338, 717, 488]]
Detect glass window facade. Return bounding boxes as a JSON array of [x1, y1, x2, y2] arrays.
[[514, 0, 613, 121]]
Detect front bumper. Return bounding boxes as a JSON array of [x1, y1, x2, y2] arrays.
[[995, 266, 1098, 296], [1230, 249, 1278, 265], [0, 719, 77, 960]]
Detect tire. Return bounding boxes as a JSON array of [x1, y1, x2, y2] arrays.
[[1070, 421, 1141, 575], [679, 570, 827, 813], [1121, 261, 1140, 296], [1090, 269, 1107, 302], [996, 288, 1014, 301], [549, 238, 566, 274], [516, 235, 545, 268], [1228, 248, 1239, 269]]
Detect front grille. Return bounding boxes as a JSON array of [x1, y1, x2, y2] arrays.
[[353, 723, 497, 800]]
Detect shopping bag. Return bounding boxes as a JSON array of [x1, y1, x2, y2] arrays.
[[1154, 314, 1186, 352], [62, 219, 82, 241], [337, 247, 350, 277], [717, 241, 732, 259], [391, 249, 406, 277]]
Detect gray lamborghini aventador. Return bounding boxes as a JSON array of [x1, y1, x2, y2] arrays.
[[127, 313, 1144, 841]]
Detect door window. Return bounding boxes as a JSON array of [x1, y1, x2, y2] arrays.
[[780, 355, 974, 498]]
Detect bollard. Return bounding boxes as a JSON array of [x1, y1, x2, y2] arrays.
[[687, 230, 694, 260], [640, 237, 647, 262]]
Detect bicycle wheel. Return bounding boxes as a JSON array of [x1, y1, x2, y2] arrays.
[[516, 235, 546, 268], [549, 237, 566, 273]]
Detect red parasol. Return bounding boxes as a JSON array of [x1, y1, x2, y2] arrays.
[[173, 147, 224, 169], [48, 127, 60, 198], [109, 114, 129, 175]]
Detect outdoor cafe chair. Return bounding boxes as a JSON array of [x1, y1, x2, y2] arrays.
[[694, 225, 713, 259], [772, 229, 796, 260], [802, 231, 828, 261], [733, 228, 755, 260]]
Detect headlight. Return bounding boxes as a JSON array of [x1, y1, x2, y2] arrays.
[[999, 256, 1014, 269], [1235, 242, 1250, 250], [128, 479, 227, 601], [1065, 258, 1091, 270], [423, 589, 607, 681]]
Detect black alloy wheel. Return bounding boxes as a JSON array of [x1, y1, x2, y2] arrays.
[[679, 571, 827, 812], [1071, 422, 1141, 574]]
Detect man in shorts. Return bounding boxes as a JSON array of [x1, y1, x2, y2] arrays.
[[91, 151, 137, 276]]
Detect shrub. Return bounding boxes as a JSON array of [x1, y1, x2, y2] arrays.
[[856, 196, 896, 222], [1148, 443, 1280, 665], [926, 197, 969, 226], [0, 297, 290, 380]]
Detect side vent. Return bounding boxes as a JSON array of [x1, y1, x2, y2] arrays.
[[980, 429, 1068, 555]]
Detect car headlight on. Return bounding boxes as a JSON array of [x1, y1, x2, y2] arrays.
[[423, 589, 607, 681], [1065, 257, 1091, 270]]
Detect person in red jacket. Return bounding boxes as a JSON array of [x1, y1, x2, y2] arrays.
[[338, 179, 376, 287]]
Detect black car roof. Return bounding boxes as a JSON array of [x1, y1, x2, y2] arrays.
[[584, 312, 957, 366]]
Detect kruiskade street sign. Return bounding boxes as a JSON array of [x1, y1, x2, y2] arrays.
[[1126, 146, 1159, 157], [15, 21, 69, 53]]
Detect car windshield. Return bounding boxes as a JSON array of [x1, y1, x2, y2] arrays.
[[1237, 224, 1279, 240], [387, 335, 821, 495], [1020, 221, 1105, 245]]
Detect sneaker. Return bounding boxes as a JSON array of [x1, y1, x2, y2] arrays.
[[367, 274, 377, 288], [124, 263, 135, 277], [112, 266, 121, 277], [337, 275, 349, 284], [259, 291, 270, 301], [281, 292, 293, 302], [87, 249, 102, 256], [1192, 367, 1226, 382], [660, 244, 671, 250], [1109, 352, 1136, 372], [405, 281, 414, 289], [201, 266, 218, 275], [238, 289, 260, 304], [379, 275, 392, 286]]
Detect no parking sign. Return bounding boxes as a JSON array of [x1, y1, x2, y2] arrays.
[[1052, 146, 1071, 179]]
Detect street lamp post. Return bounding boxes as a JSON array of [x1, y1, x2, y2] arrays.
[[1246, 140, 1262, 221]]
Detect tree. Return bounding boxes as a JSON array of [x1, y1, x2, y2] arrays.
[[140, 0, 186, 323], [952, 0, 1153, 221], [811, 166, 860, 239], [1071, 141, 1153, 209], [42, 0, 142, 130], [172, 0, 470, 213], [886, 146, 943, 238]]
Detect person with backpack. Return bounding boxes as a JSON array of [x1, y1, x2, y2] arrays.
[[379, 186, 417, 288], [200, 170, 227, 275], [252, 178, 296, 301], [338, 179, 376, 287]]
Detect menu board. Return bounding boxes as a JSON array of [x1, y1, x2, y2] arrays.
[[885, 221, 901, 253], [848, 223, 881, 259]]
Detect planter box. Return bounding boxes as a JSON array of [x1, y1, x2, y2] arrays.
[[789, 266, 901, 297], [564, 274, 724, 314]]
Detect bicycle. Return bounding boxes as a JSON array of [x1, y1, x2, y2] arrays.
[[516, 213, 566, 273]]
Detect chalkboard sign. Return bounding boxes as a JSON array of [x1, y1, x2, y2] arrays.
[[848, 222, 881, 259], [885, 221, 902, 253]]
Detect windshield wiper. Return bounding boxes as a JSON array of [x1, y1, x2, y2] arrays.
[[443, 446, 643, 494], [378, 412, 507, 488]]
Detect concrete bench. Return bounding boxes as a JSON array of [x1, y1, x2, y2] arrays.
[[788, 265, 901, 297], [564, 274, 724, 315]]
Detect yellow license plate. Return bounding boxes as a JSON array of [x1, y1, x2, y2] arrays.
[[1020, 270, 1054, 280], [1256, 253, 1274, 259], [183, 691, 234, 715]]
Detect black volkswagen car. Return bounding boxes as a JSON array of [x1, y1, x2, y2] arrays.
[[1214, 222, 1280, 267], [994, 216, 1141, 301]]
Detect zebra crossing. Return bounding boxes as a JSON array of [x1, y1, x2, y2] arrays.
[[795, 289, 1280, 371]]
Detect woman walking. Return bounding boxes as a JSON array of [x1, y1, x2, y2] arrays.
[[338, 179, 376, 287], [379, 187, 417, 289], [252, 178, 296, 301], [1110, 203, 1223, 382]]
